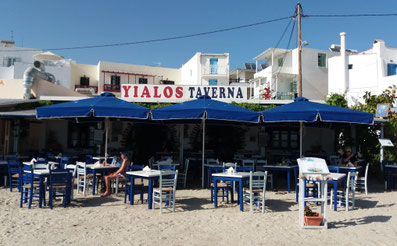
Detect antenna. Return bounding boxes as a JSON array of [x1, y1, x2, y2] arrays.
[[11, 30, 14, 41]]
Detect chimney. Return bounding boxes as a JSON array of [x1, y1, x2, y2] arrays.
[[340, 32, 348, 92]]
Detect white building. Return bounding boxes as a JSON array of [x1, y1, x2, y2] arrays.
[[0, 40, 73, 90], [328, 33, 397, 105], [250, 47, 339, 101], [181, 52, 229, 86]]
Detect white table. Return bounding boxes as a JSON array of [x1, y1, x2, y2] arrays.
[[212, 172, 250, 212], [87, 164, 119, 195], [126, 170, 161, 209]]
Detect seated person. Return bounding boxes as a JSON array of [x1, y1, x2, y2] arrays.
[[101, 152, 130, 197], [342, 146, 358, 167]]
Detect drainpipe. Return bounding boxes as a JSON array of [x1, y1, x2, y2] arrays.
[[340, 32, 348, 92]]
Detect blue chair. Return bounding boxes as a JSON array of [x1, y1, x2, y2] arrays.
[[124, 165, 145, 204], [209, 166, 230, 204], [159, 165, 176, 171], [328, 166, 340, 173], [19, 165, 43, 209], [8, 160, 20, 192], [293, 166, 318, 203], [382, 160, 396, 190], [48, 168, 72, 209], [60, 157, 70, 169], [86, 155, 96, 164], [236, 166, 253, 172]]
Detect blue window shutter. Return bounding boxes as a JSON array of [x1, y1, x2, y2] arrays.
[[387, 64, 397, 76], [209, 79, 217, 85], [210, 58, 218, 74]]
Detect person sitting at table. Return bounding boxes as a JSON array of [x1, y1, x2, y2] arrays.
[[342, 146, 358, 167], [100, 152, 130, 197]]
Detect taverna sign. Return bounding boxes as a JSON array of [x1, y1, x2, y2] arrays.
[[121, 84, 247, 103]]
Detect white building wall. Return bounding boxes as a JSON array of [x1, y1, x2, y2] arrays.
[[181, 53, 200, 85], [329, 39, 397, 105]]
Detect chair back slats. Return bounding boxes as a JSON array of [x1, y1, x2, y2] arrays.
[[242, 159, 255, 167], [76, 162, 87, 176], [159, 170, 178, 189], [250, 171, 267, 190], [49, 168, 70, 186], [347, 171, 358, 190]]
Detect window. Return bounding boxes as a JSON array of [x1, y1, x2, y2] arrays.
[[80, 76, 90, 86], [111, 75, 120, 85], [318, 53, 326, 67], [348, 64, 353, 70], [2, 57, 20, 67], [138, 78, 148, 84], [209, 79, 217, 85], [277, 58, 283, 67], [161, 80, 175, 85], [210, 58, 218, 74], [387, 63, 397, 76]]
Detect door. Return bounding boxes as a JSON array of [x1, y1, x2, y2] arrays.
[[210, 58, 218, 74]]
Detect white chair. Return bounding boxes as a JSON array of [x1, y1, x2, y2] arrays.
[[178, 159, 190, 188], [223, 162, 237, 169], [152, 170, 178, 213], [356, 163, 369, 195], [330, 171, 358, 211], [114, 162, 133, 194], [243, 171, 268, 213], [76, 162, 99, 196], [255, 160, 273, 189]]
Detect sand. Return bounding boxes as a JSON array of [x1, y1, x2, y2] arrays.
[[0, 184, 396, 246]]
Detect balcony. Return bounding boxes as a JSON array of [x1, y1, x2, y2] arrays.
[[103, 84, 120, 92], [275, 91, 296, 100], [202, 66, 228, 75], [75, 85, 98, 94]]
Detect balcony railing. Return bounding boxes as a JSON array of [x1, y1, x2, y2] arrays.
[[75, 85, 98, 93], [103, 84, 120, 92], [202, 66, 228, 75]]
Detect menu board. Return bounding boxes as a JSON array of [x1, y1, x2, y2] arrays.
[[297, 157, 330, 175]]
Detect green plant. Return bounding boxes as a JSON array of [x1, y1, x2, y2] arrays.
[[325, 93, 348, 108]]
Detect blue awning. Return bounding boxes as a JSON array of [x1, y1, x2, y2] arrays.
[[36, 92, 149, 120], [262, 97, 374, 124], [151, 95, 260, 123]]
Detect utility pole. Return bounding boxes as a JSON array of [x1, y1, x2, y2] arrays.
[[297, 2, 302, 97]]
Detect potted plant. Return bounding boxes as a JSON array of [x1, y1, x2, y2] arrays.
[[304, 206, 323, 226]]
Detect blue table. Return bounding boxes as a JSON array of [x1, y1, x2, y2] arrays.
[[212, 172, 250, 212], [126, 170, 161, 209], [256, 165, 297, 193], [327, 173, 346, 211], [384, 165, 397, 190]]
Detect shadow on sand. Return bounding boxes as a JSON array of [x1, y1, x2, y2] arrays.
[[72, 196, 121, 207], [329, 215, 392, 229]]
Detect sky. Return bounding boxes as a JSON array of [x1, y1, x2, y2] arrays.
[[2, 0, 397, 71]]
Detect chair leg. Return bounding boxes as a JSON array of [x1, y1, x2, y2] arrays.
[[365, 180, 368, 195], [20, 188, 24, 208], [172, 192, 176, 213], [28, 186, 33, 209], [250, 192, 253, 212]]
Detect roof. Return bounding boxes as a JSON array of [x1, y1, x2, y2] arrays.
[[0, 99, 39, 107], [0, 109, 36, 118], [254, 48, 290, 61]]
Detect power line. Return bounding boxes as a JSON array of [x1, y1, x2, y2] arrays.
[[304, 13, 397, 18], [0, 16, 292, 52]]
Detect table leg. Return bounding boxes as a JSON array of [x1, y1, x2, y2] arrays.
[[287, 170, 291, 193], [39, 176, 43, 208], [92, 170, 96, 195], [130, 176, 135, 205], [333, 181, 337, 211], [239, 179, 243, 212], [214, 177, 218, 208], [148, 179, 153, 209]]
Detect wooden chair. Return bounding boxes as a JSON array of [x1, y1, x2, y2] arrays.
[[243, 171, 268, 213], [152, 170, 178, 213]]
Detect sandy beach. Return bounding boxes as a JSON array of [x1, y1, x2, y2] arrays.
[[0, 183, 396, 246]]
